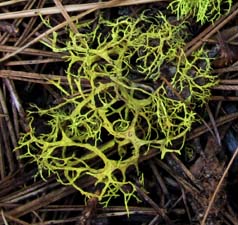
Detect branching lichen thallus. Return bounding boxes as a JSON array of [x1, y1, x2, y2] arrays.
[[16, 11, 217, 211]]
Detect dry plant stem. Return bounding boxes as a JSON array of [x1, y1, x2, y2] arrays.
[[41, 205, 157, 214], [169, 194, 183, 211], [0, 169, 36, 198], [212, 85, 238, 90], [134, 182, 171, 224], [1, 210, 8, 225], [4, 79, 27, 133], [185, 2, 238, 57], [2, 173, 97, 220], [155, 159, 201, 193], [53, 0, 78, 34], [11, 101, 19, 140], [211, 96, 238, 101], [0, 0, 34, 44], [0, 0, 102, 62], [201, 146, 238, 225], [0, 87, 16, 171], [32, 211, 44, 224], [0, 45, 65, 58], [228, 30, 238, 42], [196, 114, 216, 142], [0, 70, 68, 84], [232, 60, 238, 67], [227, 207, 238, 225], [14, 55, 37, 75], [15, 0, 46, 46], [187, 112, 238, 141], [4, 79, 25, 119], [0, 0, 27, 7], [97, 210, 157, 217], [0, 134, 5, 179], [181, 188, 192, 223], [4, 58, 64, 66], [21, 21, 45, 47], [148, 215, 160, 225], [3, 213, 31, 225], [0, 180, 59, 203], [215, 101, 222, 118], [0, 121, 14, 174], [150, 161, 169, 197], [205, 105, 221, 145], [170, 153, 197, 184], [33, 218, 78, 225], [5, 75, 28, 148], [0, 0, 169, 20], [219, 79, 238, 84], [3, 187, 76, 220]]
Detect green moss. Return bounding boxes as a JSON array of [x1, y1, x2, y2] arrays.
[[169, 0, 232, 24], [17, 11, 216, 209]]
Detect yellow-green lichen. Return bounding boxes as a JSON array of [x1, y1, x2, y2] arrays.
[[17, 11, 216, 209], [169, 0, 232, 24]]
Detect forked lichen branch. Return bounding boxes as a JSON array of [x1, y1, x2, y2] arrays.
[[17, 11, 217, 209]]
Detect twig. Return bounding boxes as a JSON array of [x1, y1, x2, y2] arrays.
[[155, 159, 200, 194], [211, 96, 238, 101], [134, 181, 171, 224], [0, 0, 35, 44], [15, 0, 46, 47], [3, 186, 75, 220], [205, 105, 221, 145], [213, 65, 238, 74], [0, 87, 17, 170], [187, 112, 238, 141], [212, 85, 238, 90], [170, 153, 197, 184], [4, 58, 64, 66], [0, 0, 27, 7], [0, 134, 5, 179], [53, 0, 78, 34], [0, 0, 99, 62], [150, 161, 169, 197], [4, 79, 28, 133], [1, 210, 9, 225], [0, 0, 168, 20], [219, 79, 238, 84], [0, 44, 65, 58], [0, 70, 68, 84]]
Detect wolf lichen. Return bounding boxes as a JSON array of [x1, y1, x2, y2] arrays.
[[17, 11, 216, 208], [169, 0, 232, 24]]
